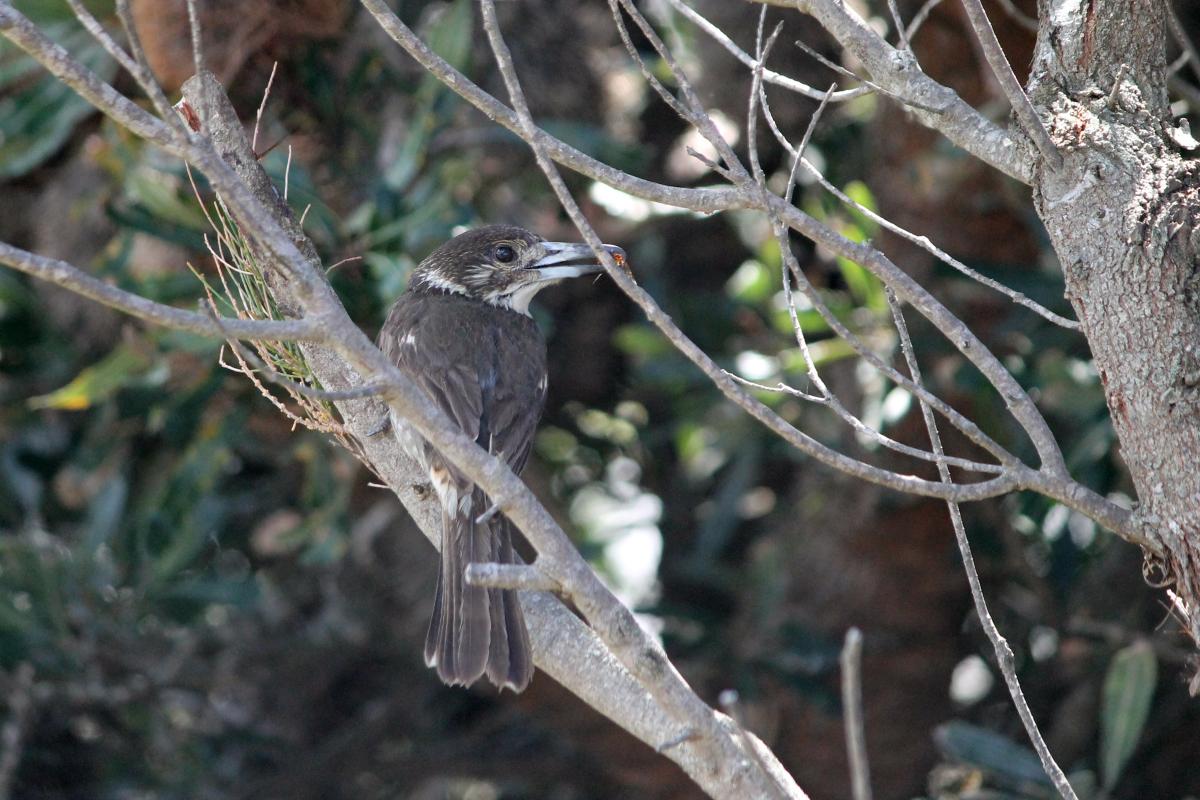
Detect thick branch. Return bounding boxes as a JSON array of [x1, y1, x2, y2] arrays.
[[749, 0, 1034, 182], [352, 0, 1151, 547], [178, 71, 782, 800]]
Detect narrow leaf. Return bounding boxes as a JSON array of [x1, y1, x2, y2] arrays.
[[1100, 640, 1157, 791]]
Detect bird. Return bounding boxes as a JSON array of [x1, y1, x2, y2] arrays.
[[377, 225, 625, 692]]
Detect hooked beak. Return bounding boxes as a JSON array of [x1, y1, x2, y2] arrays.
[[530, 241, 626, 280]]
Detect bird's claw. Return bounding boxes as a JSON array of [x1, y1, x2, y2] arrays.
[[365, 414, 392, 438], [475, 503, 502, 525]]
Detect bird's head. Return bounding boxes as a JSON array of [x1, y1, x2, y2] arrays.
[[408, 225, 625, 315]]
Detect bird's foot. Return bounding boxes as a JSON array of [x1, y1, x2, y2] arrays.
[[475, 503, 502, 525], [364, 414, 392, 438]]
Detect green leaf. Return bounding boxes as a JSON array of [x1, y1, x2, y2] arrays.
[[28, 344, 153, 410], [842, 180, 880, 236], [364, 251, 415, 305], [1100, 641, 1157, 791], [613, 323, 672, 359], [726, 260, 773, 304], [934, 721, 1051, 787], [425, 0, 473, 73], [835, 256, 884, 311], [0, 20, 117, 178]]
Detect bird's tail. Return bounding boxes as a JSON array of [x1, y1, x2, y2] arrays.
[[424, 486, 533, 691]]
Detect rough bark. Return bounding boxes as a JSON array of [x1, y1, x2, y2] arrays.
[[1030, 0, 1200, 643]]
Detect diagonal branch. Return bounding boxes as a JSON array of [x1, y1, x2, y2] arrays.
[[351, 0, 1153, 545], [888, 291, 1078, 799], [661, 0, 871, 102], [958, 0, 1062, 170], [358, 0, 742, 214], [746, 0, 1034, 182], [478, 3, 802, 797]]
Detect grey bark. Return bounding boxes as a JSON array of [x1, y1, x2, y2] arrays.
[[1029, 0, 1200, 643]]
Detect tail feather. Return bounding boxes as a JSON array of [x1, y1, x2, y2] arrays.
[[486, 515, 533, 692], [425, 498, 489, 684], [425, 487, 532, 691]]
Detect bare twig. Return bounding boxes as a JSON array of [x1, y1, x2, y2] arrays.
[[218, 336, 385, 402], [252, 61, 279, 155], [186, 0, 203, 76], [662, 0, 870, 102], [113, 0, 184, 130], [887, 290, 1078, 800], [65, 0, 141, 79], [726, 371, 1005, 474], [994, 0, 1039, 33], [1167, 1, 1200, 87], [752, 0, 1033, 182], [958, 0, 1062, 170], [761, 186, 1071, 475], [751, 66, 1010, 476], [793, 38, 945, 114], [611, 0, 750, 183], [1169, 51, 1189, 77], [478, 3, 800, 797], [0, 242, 321, 342], [904, 0, 947, 42], [748, 10, 784, 185], [840, 629, 872, 800], [751, 50, 1075, 329], [464, 563, 560, 592], [801, 149, 1075, 327], [774, 79, 836, 207], [882, 2, 909, 54]]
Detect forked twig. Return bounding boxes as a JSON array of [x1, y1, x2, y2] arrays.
[[959, 0, 1062, 169], [887, 289, 1078, 800]]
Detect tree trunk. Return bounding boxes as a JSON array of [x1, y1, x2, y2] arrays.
[[1030, 0, 1200, 643]]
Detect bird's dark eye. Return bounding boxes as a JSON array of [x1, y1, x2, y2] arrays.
[[494, 244, 516, 263]]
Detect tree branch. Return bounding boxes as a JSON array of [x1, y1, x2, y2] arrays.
[[358, 0, 742, 215], [839, 629, 872, 800], [351, 0, 1155, 547], [958, 0, 1062, 170], [888, 291, 1077, 800], [477, 4, 801, 796], [748, 0, 1034, 182], [661, 0, 871, 102], [0, 242, 322, 342]]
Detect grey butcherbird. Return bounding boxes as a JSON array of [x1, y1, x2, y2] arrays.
[[378, 225, 625, 691]]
